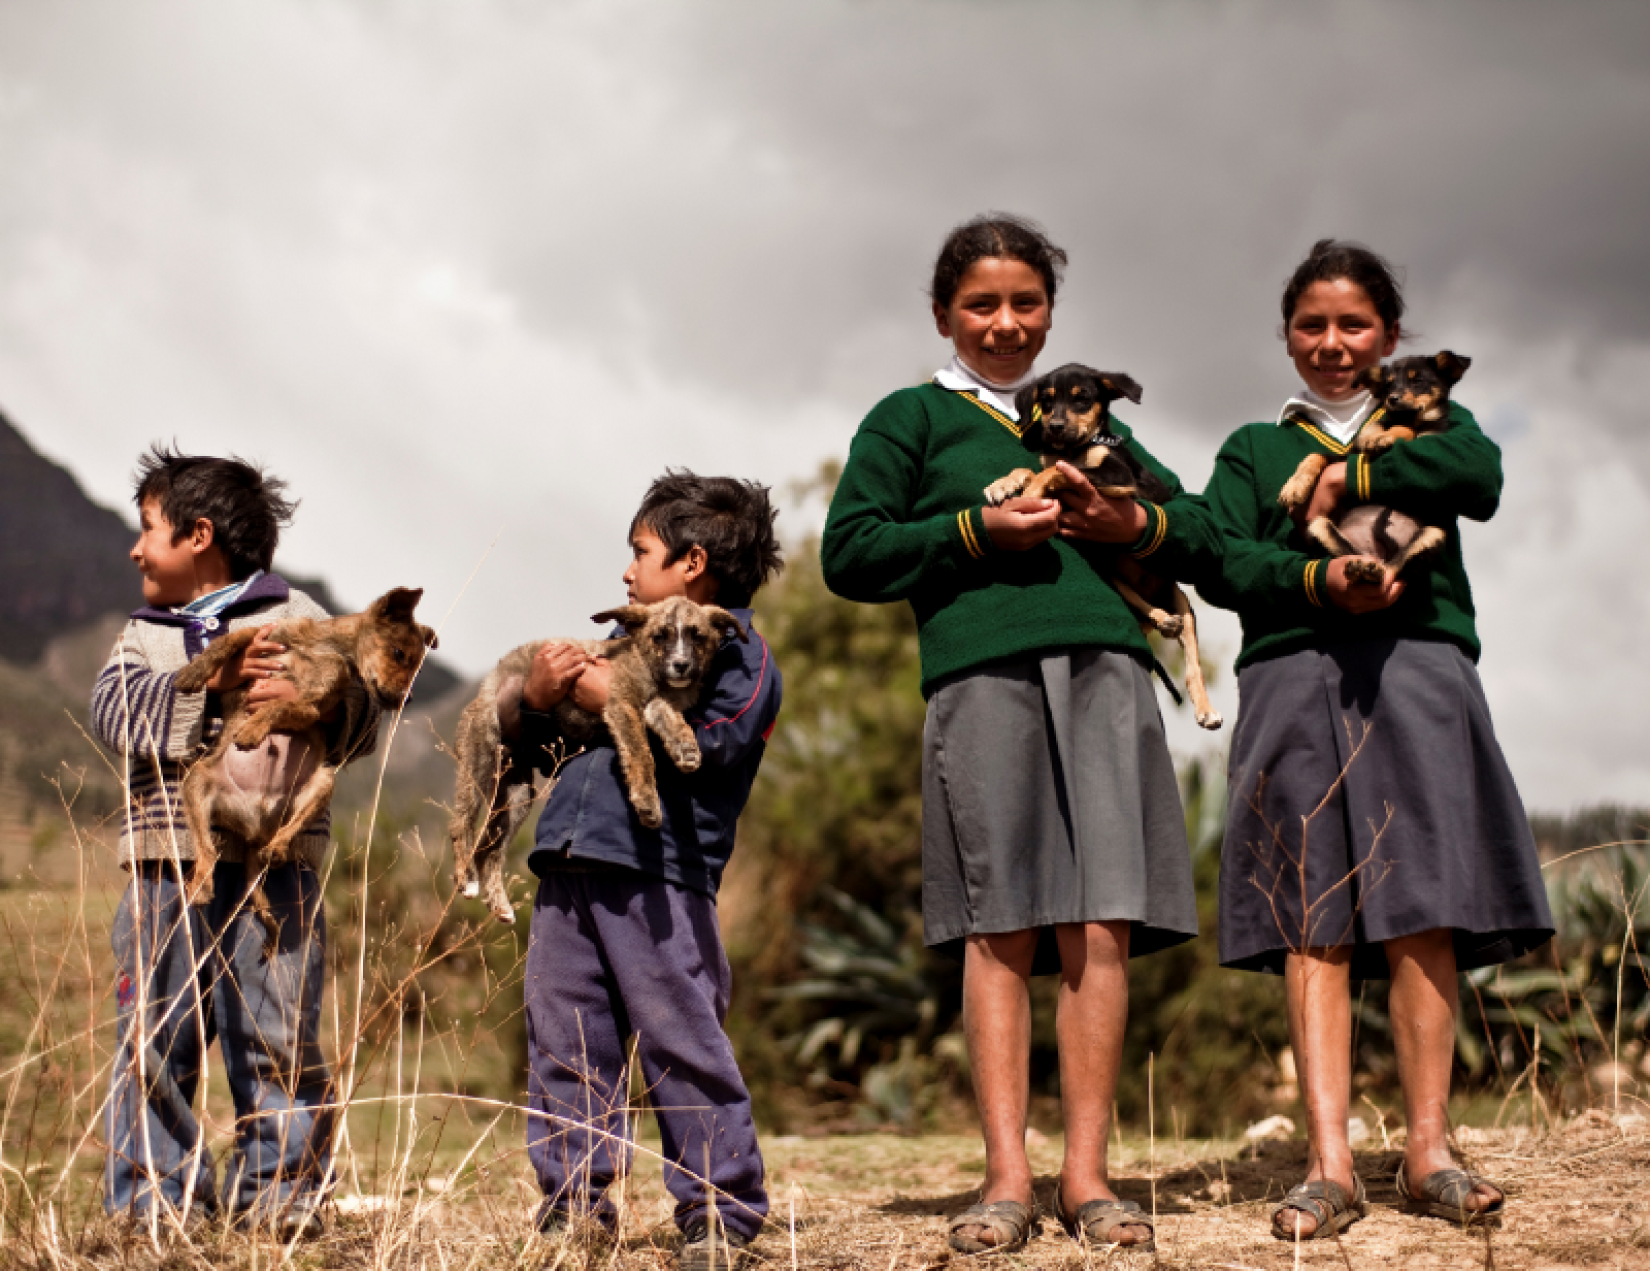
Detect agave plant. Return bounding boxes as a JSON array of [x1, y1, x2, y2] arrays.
[[766, 887, 964, 1125]]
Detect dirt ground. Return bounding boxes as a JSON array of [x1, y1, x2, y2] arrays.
[[8, 1114, 1646, 1271], [745, 1115, 1650, 1270]]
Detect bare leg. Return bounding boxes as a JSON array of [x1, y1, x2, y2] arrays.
[[956, 930, 1038, 1245], [1279, 946, 1356, 1238], [1052, 921, 1151, 1245], [1386, 929, 1501, 1213]]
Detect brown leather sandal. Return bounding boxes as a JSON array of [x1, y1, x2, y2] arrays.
[[1270, 1176, 1368, 1241], [946, 1198, 1038, 1254], [1053, 1183, 1156, 1252], [1395, 1163, 1505, 1227]]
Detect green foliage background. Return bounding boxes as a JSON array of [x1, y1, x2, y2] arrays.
[[718, 474, 1650, 1134]]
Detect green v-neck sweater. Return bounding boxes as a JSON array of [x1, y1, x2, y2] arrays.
[[821, 382, 1218, 697], [1198, 401, 1501, 671]]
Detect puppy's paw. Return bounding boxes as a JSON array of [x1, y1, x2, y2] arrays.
[[1196, 709, 1224, 731], [633, 794, 663, 829], [461, 878, 480, 899], [1151, 612, 1183, 639], [1277, 471, 1317, 512], [984, 471, 1030, 506], [1343, 558, 1387, 586], [235, 718, 274, 750], [668, 738, 702, 773]]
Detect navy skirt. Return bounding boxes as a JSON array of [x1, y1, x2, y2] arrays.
[[1220, 637, 1553, 979]]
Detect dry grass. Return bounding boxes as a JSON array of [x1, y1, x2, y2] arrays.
[[4, 682, 1647, 1269], [2, 1118, 1649, 1268]]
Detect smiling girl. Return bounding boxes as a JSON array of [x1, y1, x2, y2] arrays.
[[823, 215, 1218, 1255], [1200, 239, 1552, 1240]]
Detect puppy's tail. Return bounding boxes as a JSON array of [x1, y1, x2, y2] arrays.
[[1150, 656, 1184, 707]]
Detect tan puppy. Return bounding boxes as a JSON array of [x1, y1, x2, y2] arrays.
[[175, 587, 437, 945]]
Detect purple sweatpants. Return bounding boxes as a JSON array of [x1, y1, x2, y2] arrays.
[[525, 866, 767, 1239]]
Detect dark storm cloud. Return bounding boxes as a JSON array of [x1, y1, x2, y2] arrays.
[[1, 0, 1645, 803], [472, 0, 1650, 446]]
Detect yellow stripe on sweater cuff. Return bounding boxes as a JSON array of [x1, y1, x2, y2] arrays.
[[1354, 452, 1373, 502], [1303, 558, 1329, 608], [957, 508, 988, 559], [1131, 501, 1169, 559]]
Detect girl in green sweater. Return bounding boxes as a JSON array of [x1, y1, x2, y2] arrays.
[[822, 215, 1215, 1255], [1201, 240, 1552, 1240]]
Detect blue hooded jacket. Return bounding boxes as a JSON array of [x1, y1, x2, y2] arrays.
[[521, 608, 780, 897]]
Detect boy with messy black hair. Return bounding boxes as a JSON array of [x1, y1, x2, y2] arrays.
[[93, 445, 378, 1236], [513, 471, 783, 1269]]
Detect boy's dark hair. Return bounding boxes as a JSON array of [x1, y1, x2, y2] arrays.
[[930, 213, 1068, 310], [1281, 238, 1406, 334], [133, 445, 296, 580], [630, 471, 783, 609]]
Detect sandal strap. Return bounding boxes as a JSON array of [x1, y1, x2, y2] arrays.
[[948, 1200, 1035, 1245], [1275, 1179, 1352, 1225], [1401, 1167, 1503, 1212], [1070, 1198, 1152, 1242]]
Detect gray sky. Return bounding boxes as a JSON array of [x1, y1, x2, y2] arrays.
[[2, 0, 1647, 808]]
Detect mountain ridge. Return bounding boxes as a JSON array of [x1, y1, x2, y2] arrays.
[[0, 407, 458, 699]]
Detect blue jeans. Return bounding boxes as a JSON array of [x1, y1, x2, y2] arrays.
[[104, 861, 333, 1219]]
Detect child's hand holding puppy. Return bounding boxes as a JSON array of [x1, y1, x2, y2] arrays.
[[203, 624, 285, 691], [522, 643, 594, 712], [203, 624, 301, 709]]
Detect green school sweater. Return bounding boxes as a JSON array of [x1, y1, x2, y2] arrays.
[[1199, 401, 1501, 671], [821, 382, 1217, 697]]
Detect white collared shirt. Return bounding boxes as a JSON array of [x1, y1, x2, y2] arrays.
[[1276, 386, 1376, 446], [933, 354, 1038, 421]]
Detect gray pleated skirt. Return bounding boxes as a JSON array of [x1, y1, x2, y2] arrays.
[[922, 649, 1198, 977], [1220, 637, 1553, 979]]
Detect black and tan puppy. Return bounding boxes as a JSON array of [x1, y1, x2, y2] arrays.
[[1277, 351, 1471, 582], [175, 587, 437, 946], [984, 363, 1221, 730], [449, 596, 747, 924]]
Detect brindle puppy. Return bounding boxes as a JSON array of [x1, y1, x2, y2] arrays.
[[1277, 351, 1471, 582], [984, 363, 1221, 730], [175, 587, 437, 947], [449, 596, 747, 924]]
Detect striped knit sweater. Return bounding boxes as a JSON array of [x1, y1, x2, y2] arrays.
[[91, 574, 379, 869]]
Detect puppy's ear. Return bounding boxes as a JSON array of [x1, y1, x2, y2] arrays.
[[1354, 364, 1387, 392], [591, 605, 651, 632], [1434, 350, 1471, 382], [419, 625, 440, 650], [1014, 383, 1039, 423], [1097, 373, 1143, 405], [704, 607, 749, 643], [370, 587, 425, 623]]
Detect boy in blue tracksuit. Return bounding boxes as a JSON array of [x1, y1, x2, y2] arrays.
[[511, 471, 783, 1268]]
